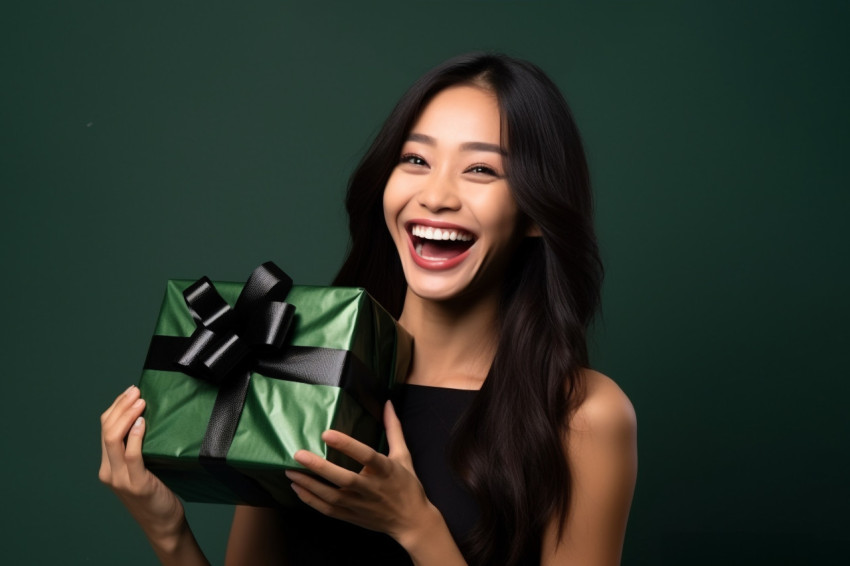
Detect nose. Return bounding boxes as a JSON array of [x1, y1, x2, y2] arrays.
[[416, 170, 461, 213]]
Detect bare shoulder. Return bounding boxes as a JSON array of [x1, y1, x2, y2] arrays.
[[569, 368, 637, 441], [541, 370, 637, 564]]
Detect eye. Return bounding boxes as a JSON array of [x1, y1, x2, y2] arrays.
[[400, 153, 428, 167], [465, 164, 501, 177]]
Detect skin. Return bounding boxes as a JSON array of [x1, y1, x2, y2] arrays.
[[99, 386, 208, 566], [99, 84, 637, 565]]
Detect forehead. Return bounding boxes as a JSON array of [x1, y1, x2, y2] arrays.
[[409, 85, 503, 146]]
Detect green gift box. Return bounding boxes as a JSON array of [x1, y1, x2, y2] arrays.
[[139, 262, 410, 507]]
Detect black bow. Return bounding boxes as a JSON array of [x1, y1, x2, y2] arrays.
[[176, 262, 296, 385]]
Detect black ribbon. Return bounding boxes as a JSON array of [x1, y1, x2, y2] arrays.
[[178, 262, 294, 457], [176, 261, 296, 386], [143, 262, 389, 507]]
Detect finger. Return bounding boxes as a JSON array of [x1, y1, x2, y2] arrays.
[[321, 430, 390, 475], [290, 482, 341, 519], [100, 386, 136, 475], [124, 415, 147, 484], [102, 385, 141, 433], [285, 470, 352, 506], [101, 387, 142, 474], [99, 434, 111, 481], [383, 401, 410, 460], [101, 385, 138, 425], [293, 449, 363, 489], [103, 395, 146, 478]]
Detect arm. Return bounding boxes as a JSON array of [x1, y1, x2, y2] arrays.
[[225, 506, 289, 566], [286, 401, 468, 566], [99, 386, 210, 566], [542, 371, 638, 566]]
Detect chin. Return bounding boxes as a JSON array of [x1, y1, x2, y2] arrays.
[[402, 268, 461, 300], [407, 282, 468, 303], [401, 259, 491, 305]]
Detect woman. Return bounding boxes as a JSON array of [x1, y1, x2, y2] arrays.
[[100, 52, 637, 565]]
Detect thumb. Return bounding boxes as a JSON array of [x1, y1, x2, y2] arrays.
[[384, 401, 410, 462]]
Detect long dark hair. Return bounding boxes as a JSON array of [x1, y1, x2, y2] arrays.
[[334, 53, 603, 565]]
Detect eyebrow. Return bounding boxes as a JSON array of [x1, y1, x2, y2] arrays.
[[407, 132, 506, 156]]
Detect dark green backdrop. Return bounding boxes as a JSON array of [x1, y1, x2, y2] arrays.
[[2, 1, 847, 564]]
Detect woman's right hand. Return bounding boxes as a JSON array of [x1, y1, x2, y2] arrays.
[[99, 385, 186, 547]]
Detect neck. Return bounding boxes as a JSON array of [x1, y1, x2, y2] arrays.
[[398, 287, 501, 390]]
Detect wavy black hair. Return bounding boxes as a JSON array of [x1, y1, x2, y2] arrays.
[[334, 52, 603, 565]]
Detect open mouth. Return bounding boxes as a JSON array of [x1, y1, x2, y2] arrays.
[[407, 223, 476, 261]]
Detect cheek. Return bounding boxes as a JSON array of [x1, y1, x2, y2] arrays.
[[474, 187, 521, 241], [382, 172, 409, 231]]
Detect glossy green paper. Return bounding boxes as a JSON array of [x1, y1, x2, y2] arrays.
[[139, 279, 410, 506]]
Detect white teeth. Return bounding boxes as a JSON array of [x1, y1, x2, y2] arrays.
[[410, 224, 473, 242]]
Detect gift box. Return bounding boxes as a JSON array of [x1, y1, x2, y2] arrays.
[[139, 262, 410, 507]]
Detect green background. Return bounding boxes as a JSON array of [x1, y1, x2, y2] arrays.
[[2, 1, 847, 564]]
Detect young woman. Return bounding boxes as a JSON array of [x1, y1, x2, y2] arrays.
[[100, 52, 637, 565]]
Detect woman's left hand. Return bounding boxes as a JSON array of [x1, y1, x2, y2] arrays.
[[285, 401, 435, 543]]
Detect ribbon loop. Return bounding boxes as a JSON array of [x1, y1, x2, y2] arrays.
[[245, 301, 297, 349], [183, 277, 234, 331], [233, 262, 293, 314]]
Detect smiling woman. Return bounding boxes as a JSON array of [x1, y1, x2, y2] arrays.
[[99, 52, 637, 566], [327, 53, 636, 565]]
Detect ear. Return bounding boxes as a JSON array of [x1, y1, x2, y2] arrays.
[[525, 222, 542, 238]]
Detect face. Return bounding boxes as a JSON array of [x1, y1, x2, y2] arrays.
[[383, 84, 526, 303]]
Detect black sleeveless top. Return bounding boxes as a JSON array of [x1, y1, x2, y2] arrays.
[[278, 384, 479, 564], [393, 384, 480, 542]]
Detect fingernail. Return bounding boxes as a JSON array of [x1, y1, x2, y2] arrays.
[[132, 398, 144, 408], [124, 385, 136, 395], [133, 416, 143, 428]]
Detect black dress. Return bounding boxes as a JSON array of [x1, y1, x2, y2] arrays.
[[278, 384, 479, 564]]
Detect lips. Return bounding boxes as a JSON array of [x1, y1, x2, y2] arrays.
[[405, 220, 476, 269]]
